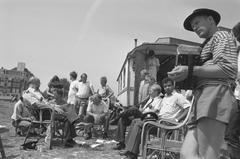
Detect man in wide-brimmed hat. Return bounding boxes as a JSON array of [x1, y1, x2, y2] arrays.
[[168, 8, 238, 159]]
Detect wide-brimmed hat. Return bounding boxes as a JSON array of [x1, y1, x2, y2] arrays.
[[183, 8, 221, 31]]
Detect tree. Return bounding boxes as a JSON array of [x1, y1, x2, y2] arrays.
[[60, 78, 70, 99]]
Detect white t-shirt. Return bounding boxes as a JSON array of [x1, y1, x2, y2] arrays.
[[87, 100, 108, 115], [11, 100, 31, 120], [67, 80, 79, 104], [76, 81, 94, 98], [158, 92, 190, 119]]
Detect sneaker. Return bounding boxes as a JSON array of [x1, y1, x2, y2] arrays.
[[112, 142, 125, 150], [84, 133, 92, 140]]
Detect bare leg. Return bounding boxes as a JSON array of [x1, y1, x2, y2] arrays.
[[197, 118, 226, 159], [180, 128, 201, 159]]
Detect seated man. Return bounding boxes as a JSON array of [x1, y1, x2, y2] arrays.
[[11, 97, 32, 136], [22, 76, 78, 147], [83, 93, 109, 140], [112, 84, 163, 150], [121, 77, 191, 159]]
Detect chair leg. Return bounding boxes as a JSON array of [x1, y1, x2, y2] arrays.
[[0, 135, 6, 159], [23, 123, 33, 144]]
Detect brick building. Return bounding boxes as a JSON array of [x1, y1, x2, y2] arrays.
[[0, 62, 34, 100]]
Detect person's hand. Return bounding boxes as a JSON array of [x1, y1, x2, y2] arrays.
[[168, 66, 188, 82]]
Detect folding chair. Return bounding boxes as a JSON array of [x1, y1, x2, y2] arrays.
[[140, 97, 194, 159]]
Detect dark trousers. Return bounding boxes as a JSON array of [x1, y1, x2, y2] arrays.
[[125, 119, 157, 155], [115, 107, 142, 144], [84, 114, 109, 134], [63, 120, 77, 144], [225, 100, 240, 148], [55, 114, 76, 144]]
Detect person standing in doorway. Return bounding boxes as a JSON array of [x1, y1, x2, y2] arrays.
[[146, 50, 160, 81]]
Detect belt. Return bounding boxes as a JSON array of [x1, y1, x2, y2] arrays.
[[77, 97, 89, 100]]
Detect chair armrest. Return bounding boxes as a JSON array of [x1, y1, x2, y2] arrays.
[[143, 120, 185, 130], [159, 118, 179, 125]]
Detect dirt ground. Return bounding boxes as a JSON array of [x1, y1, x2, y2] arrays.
[[0, 101, 124, 159]]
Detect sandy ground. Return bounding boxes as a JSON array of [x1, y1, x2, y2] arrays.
[[0, 101, 124, 159], [0, 101, 234, 159]]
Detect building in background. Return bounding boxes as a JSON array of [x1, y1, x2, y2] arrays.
[[0, 62, 34, 100]]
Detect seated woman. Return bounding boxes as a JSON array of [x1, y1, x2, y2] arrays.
[[83, 93, 110, 140]]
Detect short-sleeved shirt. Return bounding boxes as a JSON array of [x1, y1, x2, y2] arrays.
[[196, 31, 238, 87], [158, 92, 190, 119], [11, 100, 31, 121], [76, 81, 94, 98], [67, 80, 79, 104], [87, 101, 108, 115]]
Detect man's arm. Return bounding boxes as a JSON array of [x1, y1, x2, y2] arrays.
[[168, 65, 228, 82], [175, 108, 189, 122], [193, 65, 228, 78], [168, 33, 238, 81]]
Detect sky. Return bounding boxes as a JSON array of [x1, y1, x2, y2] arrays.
[[0, 0, 240, 93]]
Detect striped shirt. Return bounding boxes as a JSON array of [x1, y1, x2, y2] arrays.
[[196, 31, 238, 87]]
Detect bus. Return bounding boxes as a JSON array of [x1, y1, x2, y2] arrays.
[[116, 37, 200, 106]]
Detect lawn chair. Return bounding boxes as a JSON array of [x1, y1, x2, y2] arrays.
[[140, 97, 194, 159], [23, 105, 55, 149]]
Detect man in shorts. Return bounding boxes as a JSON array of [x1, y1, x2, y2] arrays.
[[168, 8, 238, 159]]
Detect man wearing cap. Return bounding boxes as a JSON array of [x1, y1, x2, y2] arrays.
[[168, 8, 238, 159]]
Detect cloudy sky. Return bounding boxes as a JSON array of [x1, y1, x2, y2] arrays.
[[0, 0, 239, 92]]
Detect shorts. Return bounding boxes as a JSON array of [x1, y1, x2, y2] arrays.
[[188, 84, 237, 129]]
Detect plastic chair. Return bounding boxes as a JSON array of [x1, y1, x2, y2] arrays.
[[140, 97, 194, 159]]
